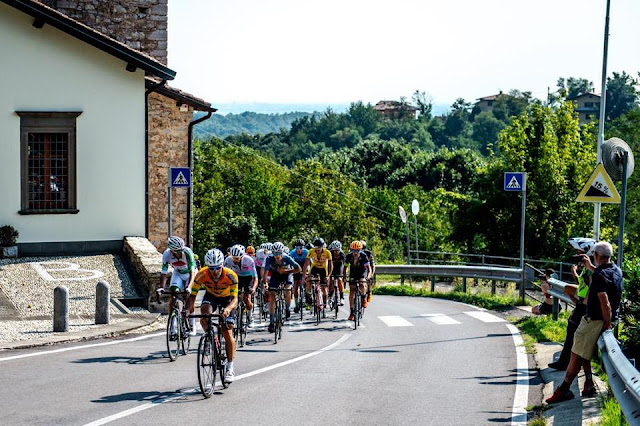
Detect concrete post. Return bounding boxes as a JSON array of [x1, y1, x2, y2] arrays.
[[53, 286, 69, 332], [491, 280, 496, 295], [430, 276, 435, 292], [462, 277, 467, 293], [96, 281, 110, 325]]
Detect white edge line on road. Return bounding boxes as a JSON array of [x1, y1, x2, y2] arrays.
[[83, 332, 352, 426], [0, 332, 165, 363], [506, 323, 528, 426]]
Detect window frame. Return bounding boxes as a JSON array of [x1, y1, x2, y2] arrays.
[[17, 111, 82, 215]]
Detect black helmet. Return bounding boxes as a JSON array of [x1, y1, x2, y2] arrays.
[[313, 238, 325, 248], [294, 238, 305, 247], [305, 243, 313, 250]]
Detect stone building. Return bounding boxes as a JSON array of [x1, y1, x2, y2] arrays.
[[1, 0, 215, 255], [473, 91, 505, 114], [373, 100, 418, 119], [567, 92, 600, 126]]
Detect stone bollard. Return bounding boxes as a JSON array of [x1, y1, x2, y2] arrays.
[[96, 281, 110, 325], [53, 286, 69, 332]]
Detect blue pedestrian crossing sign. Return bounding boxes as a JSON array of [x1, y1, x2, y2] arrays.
[[504, 172, 526, 192], [170, 167, 191, 188]]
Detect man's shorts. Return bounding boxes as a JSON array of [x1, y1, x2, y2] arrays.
[[536, 302, 553, 315], [201, 293, 235, 326], [269, 273, 293, 289], [238, 275, 254, 293], [310, 267, 327, 281], [169, 272, 191, 291], [330, 263, 344, 279], [572, 316, 604, 360], [292, 272, 303, 282]]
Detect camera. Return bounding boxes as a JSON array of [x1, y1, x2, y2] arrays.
[[570, 255, 585, 263]]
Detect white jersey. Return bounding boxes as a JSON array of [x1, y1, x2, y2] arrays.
[[223, 254, 257, 277], [255, 249, 269, 267]]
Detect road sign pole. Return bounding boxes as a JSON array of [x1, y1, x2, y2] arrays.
[[405, 221, 411, 265], [617, 152, 628, 267], [413, 215, 419, 262], [520, 174, 527, 305], [167, 168, 172, 238]]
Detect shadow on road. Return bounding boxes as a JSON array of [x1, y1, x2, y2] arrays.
[[72, 351, 169, 365]]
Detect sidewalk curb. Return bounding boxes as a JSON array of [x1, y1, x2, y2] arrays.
[[0, 314, 162, 351], [533, 341, 604, 425]]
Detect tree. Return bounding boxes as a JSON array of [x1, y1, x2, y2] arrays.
[[556, 77, 594, 99], [605, 71, 639, 121], [472, 111, 506, 153], [412, 90, 433, 120]]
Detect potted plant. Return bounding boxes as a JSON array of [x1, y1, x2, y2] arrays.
[[0, 225, 19, 258]]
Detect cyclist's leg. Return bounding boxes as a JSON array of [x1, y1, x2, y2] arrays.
[[284, 280, 292, 318], [167, 272, 186, 315], [200, 297, 214, 333], [338, 277, 345, 303], [348, 280, 356, 318], [359, 278, 367, 307], [267, 276, 278, 327], [217, 299, 236, 363], [293, 277, 300, 312]]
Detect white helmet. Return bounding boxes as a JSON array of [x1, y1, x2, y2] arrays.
[[283, 246, 290, 253], [204, 248, 224, 267], [167, 236, 185, 251], [568, 238, 596, 256], [230, 244, 245, 257], [328, 240, 342, 251], [272, 242, 286, 254], [260, 243, 269, 251]]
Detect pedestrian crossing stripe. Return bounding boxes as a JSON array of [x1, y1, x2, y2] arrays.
[[506, 176, 521, 189], [172, 171, 189, 186], [576, 163, 621, 204], [420, 313, 461, 325], [462, 311, 506, 323], [378, 316, 414, 327]]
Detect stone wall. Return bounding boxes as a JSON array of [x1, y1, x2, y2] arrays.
[[37, 0, 168, 64], [148, 92, 192, 251], [123, 236, 166, 312]]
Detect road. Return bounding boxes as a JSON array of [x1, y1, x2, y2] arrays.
[[0, 295, 536, 425]]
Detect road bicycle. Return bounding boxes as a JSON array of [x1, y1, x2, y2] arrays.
[[157, 288, 191, 361], [233, 289, 250, 348], [255, 284, 267, 323], [328, 274, 342, 319], [190, 313, 229, 398], [270, 285, 291, 344], [308, 275, 325, 325], [349, 278, 365, 330]]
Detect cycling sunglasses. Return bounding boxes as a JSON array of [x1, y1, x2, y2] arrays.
[[295, 245, 304, 249], [350, 249, 360, 253], [273, 251, 283, 256], [208, 265, 222, 271]]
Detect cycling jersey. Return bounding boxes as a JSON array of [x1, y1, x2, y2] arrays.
[[289, 247, 309, 267], [192, 267, 238, 298], [255, 249, 269, 268], [363, 249, 375, 266], [330, 250, 346, 276], [345, 252, 370, 280], [223, 254, 258, 277], [264, 254, 300, 273], [306, 248, 332, 271], [161, 247, 196, 275]]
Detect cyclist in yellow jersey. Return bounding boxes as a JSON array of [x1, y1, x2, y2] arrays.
[[303, 238, 333, 304], [186, 248, 238, 383]]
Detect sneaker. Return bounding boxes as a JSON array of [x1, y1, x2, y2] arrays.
[[285, 309, 291, 320], [582, 381, 597, 397], [224, 367, 235, 383], [294, 306, 300, 313], [548, 361, 568, 371], [268, 323, 275, 333], [188, 329, 197, 337], [545, 388, 575, 404], [348, 313, 355, 321], [338, 298, 344, 306]]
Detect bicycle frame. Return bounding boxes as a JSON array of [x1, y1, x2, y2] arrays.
[[190, 313, 228, 397]]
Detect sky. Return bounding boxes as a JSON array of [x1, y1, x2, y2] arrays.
[[168, 0, 640, 111]]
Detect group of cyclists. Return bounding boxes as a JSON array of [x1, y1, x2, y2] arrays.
[[160, 235, 376, 385]]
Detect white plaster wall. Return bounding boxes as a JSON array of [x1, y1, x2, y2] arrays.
[[0, 4, 146, 243]]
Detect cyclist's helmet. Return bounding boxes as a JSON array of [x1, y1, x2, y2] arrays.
[[230, 244, 245, 257], [305, 243, 313, 250], [167, 236, 185, 251], [360, 240, 367, 249], [204, 248, 224, 267], [284, 246, 290, 253], [350, 240, 364, 251], [313, 238, 325, 248], [246, 245, 256, 255], [294, 238, 305, 247], [272, 242, 286, 254], [568, 237, 596, 256], [265, 242, 273, 252], [328, 240, 342, 251]]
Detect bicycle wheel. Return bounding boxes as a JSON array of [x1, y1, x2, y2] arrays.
[[197, 334, 216, 398], [239, 308, 246, 348], [274, 299, 280, 344], [242, 309, 249, 345], [217, 334, 228, 389], [299, 287, 304, 321], [334, 290, 339, 319], [354, 291, 360, 330], [166, 310, 181, 361], [180, 312, 191, 355], [234, 305, 242, 345]]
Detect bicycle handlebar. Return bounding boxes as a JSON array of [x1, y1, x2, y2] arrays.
[[189, 313, 224, 319], [156, 288, 190, 295]]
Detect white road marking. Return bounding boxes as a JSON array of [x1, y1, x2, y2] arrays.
[[463, 311, 506, 323], [83, 332, 352, 425], [420, 313, 461, 325], [0, 332, 165, 363], [378, 316, 414, 327], [506, 323, 529, 425]]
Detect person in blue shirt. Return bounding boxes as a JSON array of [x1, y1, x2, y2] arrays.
[[289, 238, 309, 314], [262, 242, 301, 332]]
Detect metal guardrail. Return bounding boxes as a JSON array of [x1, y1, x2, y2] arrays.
[[546, 277, 576, 320], [376, 264, 523, 282], [598, 330, 640, 425]]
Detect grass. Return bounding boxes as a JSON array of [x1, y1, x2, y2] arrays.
[[600, 394, 628, 426], [372, 284, 527, 311], [511, 310, 569, 344]]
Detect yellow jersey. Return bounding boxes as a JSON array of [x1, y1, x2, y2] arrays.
[[192, 267, 238, 298], [307, 248, 332, 271]]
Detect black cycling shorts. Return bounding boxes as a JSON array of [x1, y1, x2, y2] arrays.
[[310, 267, 327, 280], [201, 294, 235, 326], [330, 263, 344, 278], [238, 275, 254, 293], [269, 273, 293, 289]]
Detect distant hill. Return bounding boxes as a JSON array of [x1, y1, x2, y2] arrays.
[[193, 111, 321, 139]]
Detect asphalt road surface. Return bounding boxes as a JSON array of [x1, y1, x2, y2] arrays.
[[0, 295, 536, 425]]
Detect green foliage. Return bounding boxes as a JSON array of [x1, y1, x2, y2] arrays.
[[193, 111, 318, 139], [605, 71, 639, 121], [0, 225, 18, 247], [512, 310, 569, 344], [620, 258, 640, 358]]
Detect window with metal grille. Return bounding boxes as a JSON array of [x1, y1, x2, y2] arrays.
[[17, 112, 81, 214]]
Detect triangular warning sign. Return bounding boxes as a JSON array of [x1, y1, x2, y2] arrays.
[[506, 176, 521, 189], [173, 171, 188, 186], [576, 163, 620, 204]]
